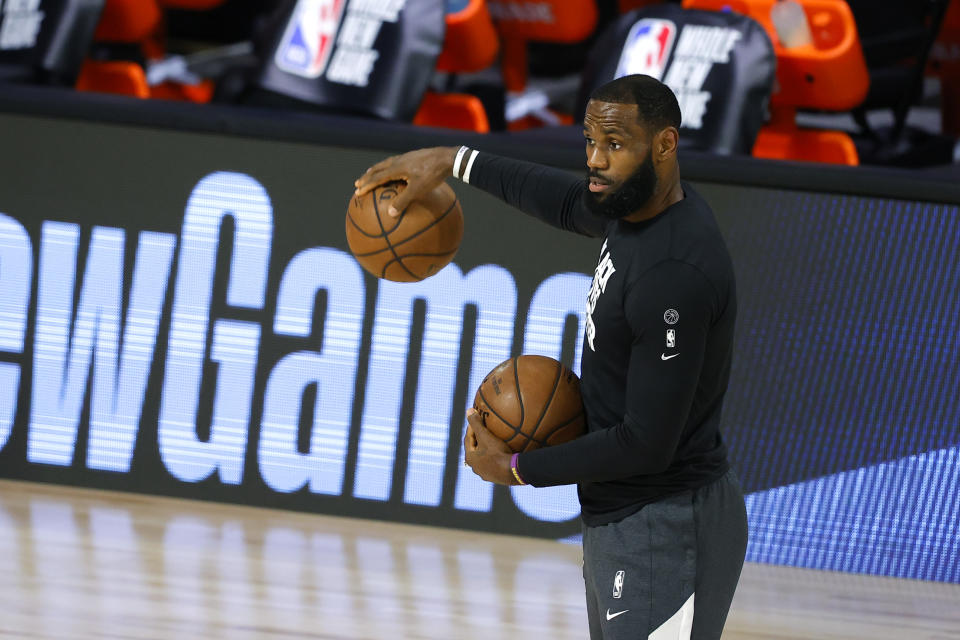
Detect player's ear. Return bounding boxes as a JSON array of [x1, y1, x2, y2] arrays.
[[654, 127, 679, 160]]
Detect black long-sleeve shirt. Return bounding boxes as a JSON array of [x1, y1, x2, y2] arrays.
[[468, 152, 736, 526]]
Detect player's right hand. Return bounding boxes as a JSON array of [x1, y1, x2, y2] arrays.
[[354, 146, 460, 217]]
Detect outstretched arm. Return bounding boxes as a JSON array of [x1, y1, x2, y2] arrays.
[[354, 146, 606, 238]]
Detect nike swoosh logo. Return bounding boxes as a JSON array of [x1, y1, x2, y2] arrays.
[[606, 608, 629, 620], [661, 353, 679, 360]]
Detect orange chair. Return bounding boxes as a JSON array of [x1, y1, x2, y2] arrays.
[[683, 0, 869, 165], [414, 92, 492, 132], [76, 0, 161, 98], [491, 0, 598, 129], [76, 59, 151, 98], [76, 0, 225, 102], [436, 0, 499, 74], [93, 0, 162, 43], [414, 0, 499, 132]]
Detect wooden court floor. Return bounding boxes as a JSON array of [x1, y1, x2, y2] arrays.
[[0, 479, 957, 640]]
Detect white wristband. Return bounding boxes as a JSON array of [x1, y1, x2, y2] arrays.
[[462, 149, 479, 184], [452, 146, 469, 179]]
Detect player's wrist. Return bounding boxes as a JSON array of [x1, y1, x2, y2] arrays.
[[510, 453, 527, 486], [452, 145, 479, 183]]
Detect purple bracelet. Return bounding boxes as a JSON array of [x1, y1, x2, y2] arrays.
[[510, 453, 526, 485]]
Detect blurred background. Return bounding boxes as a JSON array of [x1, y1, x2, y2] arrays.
[[1, 0, 958, 170]]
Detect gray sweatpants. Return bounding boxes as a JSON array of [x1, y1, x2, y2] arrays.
[[582, 469, 748, 640]]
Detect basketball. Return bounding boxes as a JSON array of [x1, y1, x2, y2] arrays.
[[473, 355, 586, 453], [346, 180, 463, 282]]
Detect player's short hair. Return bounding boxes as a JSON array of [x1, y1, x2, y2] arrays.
[[589, 74, 682, 132]]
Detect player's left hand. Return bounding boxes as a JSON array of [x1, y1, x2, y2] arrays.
[[464, 408, 515, 486]]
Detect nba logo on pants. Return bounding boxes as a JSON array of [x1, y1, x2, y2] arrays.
[[615, 19, 677, 80], [613, 570, 625, 598], [275, 0, 346, 78]]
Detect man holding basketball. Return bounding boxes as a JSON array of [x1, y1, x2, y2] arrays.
[[355, 74, 747, 640]]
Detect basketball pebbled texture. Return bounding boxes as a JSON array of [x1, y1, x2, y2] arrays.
[[473, 355, 586, 454], [346, 180, 463, 282]]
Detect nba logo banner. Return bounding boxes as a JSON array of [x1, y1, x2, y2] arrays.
[[615, 19, 677, 80], [275, 0, 347, 78]]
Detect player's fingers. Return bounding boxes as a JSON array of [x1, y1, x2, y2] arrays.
[[463, 423, 479, 472], [467, 408, 501, 448], [466, 407, 486, 432], [469, 408, 512, 454], [386, 186, 427, 218], [355, 167, 405, 196], [467, 409, 488, 446], [464, 424, 478, 451], [354, 162, 387, 192]]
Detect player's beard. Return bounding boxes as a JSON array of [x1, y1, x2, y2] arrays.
[[583, 149, 658, 220]]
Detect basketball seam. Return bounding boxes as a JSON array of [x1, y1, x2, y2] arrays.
[[379, 195, 458, 249], [371, 186, 420, 281], [477, 389, 523, 434], [379, 250, 458, 276], [518, 408, 585, 452], [347, 207, 397, 238], [351, 221, 458, 257], [529, 361, 563, 439], [512, 356, 525, 428], [347, 183, 405, 238], [539, 411, 584, 441], [348, 192, 458, 243]]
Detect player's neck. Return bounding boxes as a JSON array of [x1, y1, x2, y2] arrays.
[[622, 177, 684, 223]]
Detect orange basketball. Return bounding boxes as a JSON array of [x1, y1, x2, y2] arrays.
[[473, 355, 586, 454], [345, 180, 463, 282]]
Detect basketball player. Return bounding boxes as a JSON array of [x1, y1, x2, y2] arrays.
[[354, 74, 748, 640]]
